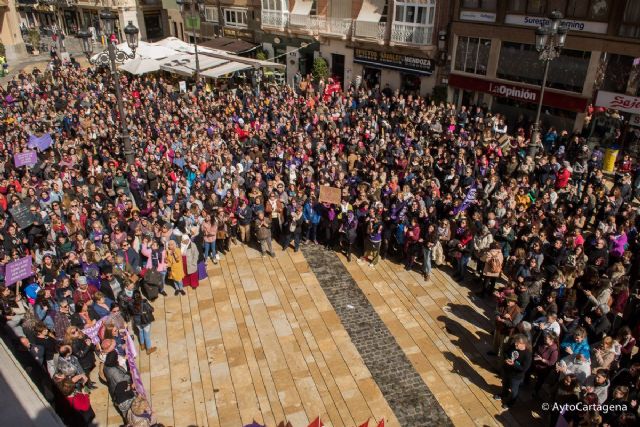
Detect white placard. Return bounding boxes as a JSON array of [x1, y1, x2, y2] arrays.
[[179, 81, 187, 93], [629, 114, 640, 127], [459, 10, 496, 23], [595, 91, 640, 115], [504, 14, 608, 34]]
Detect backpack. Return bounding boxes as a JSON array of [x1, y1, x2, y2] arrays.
[[487, 254, 502, 274]]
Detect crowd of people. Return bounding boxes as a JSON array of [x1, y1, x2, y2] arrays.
[[0, 54, 640, 427]]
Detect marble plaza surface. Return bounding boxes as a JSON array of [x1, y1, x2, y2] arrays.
[[92, 242, 543, 427]]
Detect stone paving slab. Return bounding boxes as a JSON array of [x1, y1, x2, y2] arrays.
[[302, 245, 452, 427]]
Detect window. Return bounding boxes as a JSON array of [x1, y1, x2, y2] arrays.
[[507, 0, 610, 20], [601, 54, 638, 95], [224, 8, 248, 28], [454, 36, 491, 75], [392, 0, 436, 44], [262, 0, 286, 11], [205, 6, 219, 22], [395, 2, 434, 25], [381, 1, 389, 23], [497, 41, 591, 92], [461, 0, 497, 10], [620, 0, 640, 38]]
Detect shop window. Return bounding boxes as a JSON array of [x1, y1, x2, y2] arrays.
[[224, 8, 248, 28], [454, 36, 491, 75], [620, 0, 640, 39], [461, 0, 497, 10], [507, 0, 526, 12], [401, 73, 421, 93], [527, 0, 545, 14], [497, 41, 590, 93], [600, 54, 638, 96]]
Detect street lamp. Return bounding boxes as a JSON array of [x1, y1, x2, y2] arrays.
[[78, 11, 139, 165], [529, 10, 568, 156], [177, 0, 205, 79]]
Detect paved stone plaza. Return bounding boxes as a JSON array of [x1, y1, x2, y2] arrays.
[[90, 243, 542, 426]]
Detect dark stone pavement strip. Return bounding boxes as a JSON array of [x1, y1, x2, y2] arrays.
[[301, 244, 452, 427]]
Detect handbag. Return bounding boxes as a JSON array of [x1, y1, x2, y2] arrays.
[[198, 261, 207, 280], [143, 269, 163, 286], [139, 303, 155, 325], [68, 392, 91, 411]]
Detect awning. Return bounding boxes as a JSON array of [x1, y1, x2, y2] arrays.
[[291, 0, 314, 15], [200, 62, 252, 79], [356, 0, 385, 22], [160, 53, 227, 76], [199, 37, 257, 54], [0, 0, 8, 8]]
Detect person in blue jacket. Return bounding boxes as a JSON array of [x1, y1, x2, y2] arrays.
[[560, 326, 590, 360], [303, 195, 321, 244]]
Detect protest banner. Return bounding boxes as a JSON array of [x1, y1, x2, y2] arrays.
[[319, 186, 342, 205], [9, 204, 34, 229], [14, 151, 38, 168], [27, 133, 54, 151], [4, 256, 33, 285]]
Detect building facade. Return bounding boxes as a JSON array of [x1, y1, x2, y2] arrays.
[[259, 0, 451, 95], [1, 0, 27, 60], [448, 0, 640, 138]]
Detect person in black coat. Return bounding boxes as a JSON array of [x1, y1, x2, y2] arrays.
[[493, 334, 532, 409]]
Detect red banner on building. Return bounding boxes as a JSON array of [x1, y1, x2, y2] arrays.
[[448, 73, 589, 113]]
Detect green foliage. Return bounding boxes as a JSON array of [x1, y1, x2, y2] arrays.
[[432, 85, 448, 104], [0, 42, 5, 58], [255, 49, 267, 61], [28, 29, 40, 49], [312, 56, 329, 81]]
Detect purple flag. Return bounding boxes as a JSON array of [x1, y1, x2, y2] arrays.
[[244, 423, 266, 427], [13, 151, 38, 168], [453, 183, 477, 215], [27, 133, 54, 151], [4, 256, 33, 285]]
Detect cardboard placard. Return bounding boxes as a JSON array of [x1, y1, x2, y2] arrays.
[[9, 204, 34, 229], [4, 256, 33, 285], [14, 151, 38, 168], [319, 186, 342, 205]]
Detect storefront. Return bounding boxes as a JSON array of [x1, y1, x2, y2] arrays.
[[260, 34, 318, 86], [448, 73, 589, 132], [352, 48, 435, 96], [593, 90, 640, 156]]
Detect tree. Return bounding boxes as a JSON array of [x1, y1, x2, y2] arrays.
[[255, 50, 267, 61], [29, 29, 41, 54], [312, 56, 329, 81]]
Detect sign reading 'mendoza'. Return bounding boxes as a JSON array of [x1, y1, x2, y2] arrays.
[[354, 49, 434, 75]]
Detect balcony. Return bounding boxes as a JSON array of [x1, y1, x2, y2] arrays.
[[317, 17, 352, 39], [352, 21, 386, 42], [261, 10, 289, 30], [288, 14, 318, 34], [391, 23, 432, 46]]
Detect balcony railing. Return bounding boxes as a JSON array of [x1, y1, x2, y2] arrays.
[[262, 10, 289, 29], [317, 17, 352, 38], [391, 23, 432, 45], [288, 14, 319, 32], [352, 21, 386, 41]]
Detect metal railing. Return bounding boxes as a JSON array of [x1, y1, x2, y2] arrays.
[[391, 23, 433, 45], [317, 17, 352, 38], [261, 10, 289, 29], [289, 13, 319, 32], [352, 21, 387, 41]]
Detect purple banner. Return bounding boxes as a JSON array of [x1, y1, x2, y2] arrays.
[[13, 151, 38, 168], [27, 133, 54, 151], [453, 183, 477, 215], [83, 314, 147, 398], [4, 256, 33, 285]]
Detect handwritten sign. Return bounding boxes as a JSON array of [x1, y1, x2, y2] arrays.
[[9, 204, 34, 230], [4, 256, 33, 285], [14, 151, 38, 168], [27, 133, 54, 151], [319, 186, 342, 205]]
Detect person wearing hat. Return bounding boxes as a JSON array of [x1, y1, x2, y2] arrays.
[[490, 293, 523, 358]]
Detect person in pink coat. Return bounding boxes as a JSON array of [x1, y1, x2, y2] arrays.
[[140, 237, 168, 297]]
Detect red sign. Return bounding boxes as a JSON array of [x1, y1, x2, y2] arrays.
[[448, 73, 589, 113]]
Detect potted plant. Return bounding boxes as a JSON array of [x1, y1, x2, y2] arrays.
[[312, 56, 329, 82], [29, 29, 41, 55]]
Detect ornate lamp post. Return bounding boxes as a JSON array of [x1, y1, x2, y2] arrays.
[[177, 0, 205, 78], [77, 11, 139, 165], [530, 10, 568, 155]]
